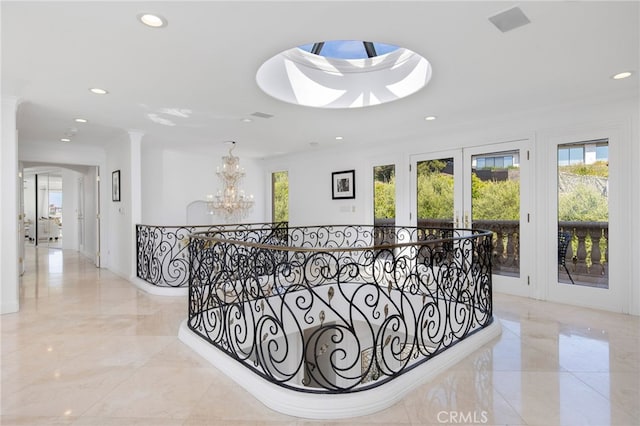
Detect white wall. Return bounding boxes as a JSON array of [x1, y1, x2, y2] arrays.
[[633, 107, 640, 317], [1, 96, 20, 314], [141, 142, 266, 225], [262, 95, 640, 315], [267, 149, 369, 227], [105, 133, 132, 278]]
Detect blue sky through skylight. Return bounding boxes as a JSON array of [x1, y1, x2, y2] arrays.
[[298, 40, 399, 59]]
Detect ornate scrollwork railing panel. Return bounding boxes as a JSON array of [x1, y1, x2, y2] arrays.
[[187, 225, 493, 393], [136, 222, 288, 287]]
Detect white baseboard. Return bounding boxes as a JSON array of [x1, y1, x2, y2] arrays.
[[130, 276, 188, 297], [1, 301, 19, 314]]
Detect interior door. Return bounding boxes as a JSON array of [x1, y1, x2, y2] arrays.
[[463, 141, 531, 296]]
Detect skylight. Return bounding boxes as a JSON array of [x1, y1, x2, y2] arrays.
[[257, 40, 431, 109], [298, 40, 400, 60]]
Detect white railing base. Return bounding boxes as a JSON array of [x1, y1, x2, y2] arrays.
[[178, 319, 501, 419]]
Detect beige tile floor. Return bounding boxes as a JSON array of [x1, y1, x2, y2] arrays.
[[1, 247, 638, 425]]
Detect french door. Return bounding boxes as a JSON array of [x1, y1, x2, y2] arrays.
[[411, 140, 532, 296], [546, 128, 624, 312]]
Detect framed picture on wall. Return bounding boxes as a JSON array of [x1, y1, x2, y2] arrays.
[[112, 170, 121, 202], [332, 169, 355, 199]]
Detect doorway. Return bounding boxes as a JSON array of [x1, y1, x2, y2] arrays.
[[411, 140, 532, 296], [20, 164, 101, 269], [546, 130, 623, 313], [23, 170, 63, 249]]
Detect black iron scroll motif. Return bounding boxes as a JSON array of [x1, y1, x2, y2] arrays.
[[136, 222, 288, 287], [187, 225, 493, 393]]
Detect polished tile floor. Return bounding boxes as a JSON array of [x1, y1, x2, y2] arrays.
[[2, 247, 638, 425]]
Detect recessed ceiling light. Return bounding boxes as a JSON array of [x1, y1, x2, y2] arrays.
[[241, 118, 253, 123], [612, 71, 632, 80], [60, 138, 71, 142], [138, 13, 167, 28], [335, 136, 344, 140], [74, 118, 88, 123], [89, 87, 108, 95], [424, 115, 437, 121]]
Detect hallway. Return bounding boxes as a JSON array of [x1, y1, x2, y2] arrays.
[[1, 248, 638, 425]]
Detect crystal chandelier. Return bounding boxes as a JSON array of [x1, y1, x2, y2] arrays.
[[206, 141, 254, 219]]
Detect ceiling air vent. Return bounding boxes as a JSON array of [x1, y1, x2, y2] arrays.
[[489, 6, 531, 33], [251, 111, 274, 119]]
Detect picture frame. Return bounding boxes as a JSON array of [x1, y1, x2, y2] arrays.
[[332, 169, 355, 199], [112, 170, 121, 202]]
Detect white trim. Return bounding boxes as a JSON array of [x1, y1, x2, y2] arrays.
[[543, 121, 628, 313], [1, 301, 20, 314], [178, 319, 501, 419], [130, 276, 188, 297]]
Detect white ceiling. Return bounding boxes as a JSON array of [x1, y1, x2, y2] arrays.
[[3, 1, 638, 158]]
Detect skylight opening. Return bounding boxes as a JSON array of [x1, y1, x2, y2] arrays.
[[258, 39, 431, 109]]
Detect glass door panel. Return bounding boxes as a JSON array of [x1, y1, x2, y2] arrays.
[[373, 164, 395, 245], [272, 171, 289, 223], [557, 140, 608, 288], [411, 151, 463, 248], [412, 144, 529, 295], [470, 150, 521, 277], [411, 151, 462, 270], [414, 155, 460, 229], [463, 141, 530, 296]]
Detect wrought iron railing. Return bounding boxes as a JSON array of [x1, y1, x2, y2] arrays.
[[136, 222, 288, 287], [376, 218, 608, 285], [187, 224, 493, 393], [376, 218, 518, 276]]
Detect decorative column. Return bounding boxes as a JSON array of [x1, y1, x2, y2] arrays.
[[129, 130, 144, 281]]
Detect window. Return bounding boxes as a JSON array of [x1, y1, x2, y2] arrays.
[[558, 146, 585, 165], [596, 145, 608, 162], [373, 165, 395, 221], [473, 155, 515, 170], [272, 171, 288, 222]]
